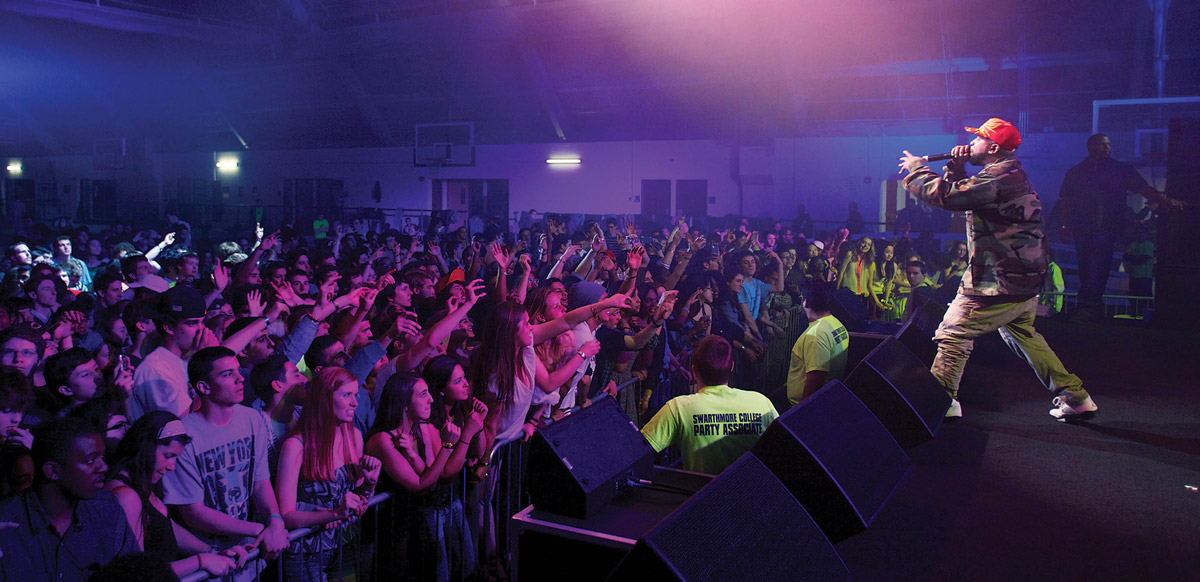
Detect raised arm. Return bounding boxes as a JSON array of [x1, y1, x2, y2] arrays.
[[532, 293, 629, 344]]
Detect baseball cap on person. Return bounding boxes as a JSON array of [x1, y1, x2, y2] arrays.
[[157, 284, 207, 320], [964, 118, 1021, 151], [435, 268, 466, 294], [567, 281, 606, 312]]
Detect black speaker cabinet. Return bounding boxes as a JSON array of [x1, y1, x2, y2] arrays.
[[751, 380, 910, 542], [844, 337, 950, 449], [1156, 118, 1200, 329], [896, 295, 946, 367], [830, 286, 868, 333], [606, 455, 848, 582], [527, 397, 655, 518]]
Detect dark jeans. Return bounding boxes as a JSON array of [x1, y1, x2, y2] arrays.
[[283, 546, 353, 582], [1073, 229, 1119, 307]]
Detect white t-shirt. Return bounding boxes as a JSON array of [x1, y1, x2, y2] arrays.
[[485, 346, 554, 449], [130, 347, 190, 421], [562, 321, 597, 411]]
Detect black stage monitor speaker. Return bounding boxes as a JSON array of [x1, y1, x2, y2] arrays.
[[896, 295, 946, 368], [751, 380, 910, 542], [844, 337, 950, 449], [830, 286, 868, 333], [1156, 118, 1200, 329], [606, 454, 848, 582], [527, 397, 655, 518]]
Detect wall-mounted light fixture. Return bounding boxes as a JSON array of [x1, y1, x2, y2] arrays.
[[215, 159, 239, 170], [5, 163, 21, 173], [546, 157, 581, 165]]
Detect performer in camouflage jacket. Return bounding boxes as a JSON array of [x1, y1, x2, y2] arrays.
[[898, 118, 1096, 422]]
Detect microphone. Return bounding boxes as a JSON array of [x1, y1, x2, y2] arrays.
[[923, 152, 957, 162]]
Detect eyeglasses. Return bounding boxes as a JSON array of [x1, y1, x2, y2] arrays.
[[106, 420, 131, 432]]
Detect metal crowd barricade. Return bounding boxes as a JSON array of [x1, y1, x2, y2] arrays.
[[178, 492, 392, 582]]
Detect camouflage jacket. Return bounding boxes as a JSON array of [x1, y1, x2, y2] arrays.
[[902, 155, 1047, 296]]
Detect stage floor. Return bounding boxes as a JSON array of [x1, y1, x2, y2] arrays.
[[834, 317, 1200, 581]]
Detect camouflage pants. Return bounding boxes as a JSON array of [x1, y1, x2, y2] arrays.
[[932, 294, 1088, 401]]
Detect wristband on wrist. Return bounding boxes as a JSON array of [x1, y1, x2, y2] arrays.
[[268, 513, 284, 523]]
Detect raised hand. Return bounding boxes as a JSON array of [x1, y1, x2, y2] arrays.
[[376, 270, 395, 290], [463, 278, 486, 306], [578, 339, 601, 359], [627, 245, 645, 271], [247, 288, 264, 317], [113, 361, 134, 397], [213, 262, 230, 291], [271, 281, 301, 308], [655, 290, 680, 321], [488, 242, 511, 271], [162, 232, 176, 247], [260, 231, 280, 252], [464, 398, 488, 437], [193, 327, 219, 352], [391, 314, 422, 339], [601, 293, 630, 310]]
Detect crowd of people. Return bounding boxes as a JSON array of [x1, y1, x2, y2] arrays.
[[0, 199, 1028, 582]]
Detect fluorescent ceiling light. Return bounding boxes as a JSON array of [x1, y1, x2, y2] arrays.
[[6, 164, 20, 172], [215, 160, 239, 170], [546, 158, 581, 165]]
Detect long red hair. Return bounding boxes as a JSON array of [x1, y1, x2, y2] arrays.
[[291, 366, 359, 481]]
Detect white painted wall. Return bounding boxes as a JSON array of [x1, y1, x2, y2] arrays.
[[7, 131, 1105, 234]]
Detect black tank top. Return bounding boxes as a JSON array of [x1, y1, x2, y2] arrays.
[[114, 475, 181, 562]]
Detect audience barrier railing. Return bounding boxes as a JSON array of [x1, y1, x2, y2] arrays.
[[179, 492, 393, 582]]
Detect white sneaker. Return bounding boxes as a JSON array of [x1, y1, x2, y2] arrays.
[[945, 398, 962, 419], [1049, 395, 1097, 422]]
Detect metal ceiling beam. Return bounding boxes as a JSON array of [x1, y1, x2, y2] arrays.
[[336, 66, 399, 146], [769, 12, 808, 134], [9, 12, 141, 140], [196, 82, 250, 149], [518, 45, 571, 141], [1, 98, 62, 152], [294, 0, 704, 59], [0, 0, 273, 46]]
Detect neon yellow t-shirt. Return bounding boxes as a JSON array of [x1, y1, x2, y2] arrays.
[[786, 315, 849, 404], [641, 385, 778, 475]]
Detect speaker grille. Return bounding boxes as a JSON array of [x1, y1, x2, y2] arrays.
[[642, 455, 848, 582]]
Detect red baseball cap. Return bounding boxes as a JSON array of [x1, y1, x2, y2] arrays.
[[965, 118, 1021, 151]]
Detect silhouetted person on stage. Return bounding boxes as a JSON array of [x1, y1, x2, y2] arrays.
[[1057, 134, 1184, 318]]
